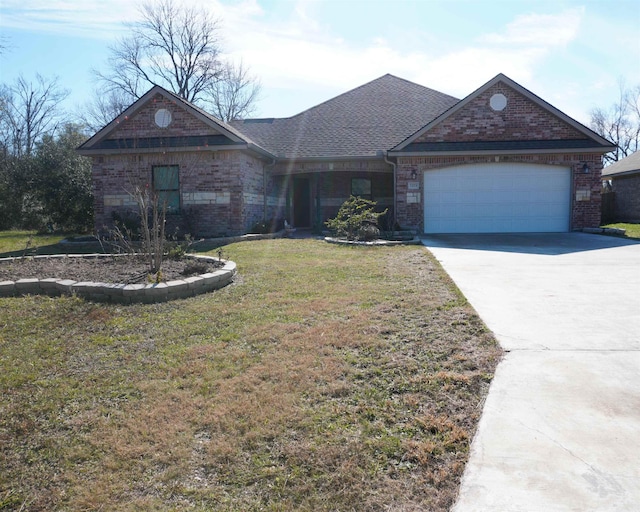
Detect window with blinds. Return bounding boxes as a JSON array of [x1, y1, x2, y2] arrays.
[[152, 165, 180, 212]]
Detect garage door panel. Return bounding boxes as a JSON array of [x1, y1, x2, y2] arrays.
[[545, 202, 568, 216], [424, 163, 570, 233]]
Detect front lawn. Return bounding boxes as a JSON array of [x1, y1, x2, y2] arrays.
[[0, 238, 501, 511], [0, 230, 66, 255], [601, 222, 640, 240], [0, 231, 101, 258]]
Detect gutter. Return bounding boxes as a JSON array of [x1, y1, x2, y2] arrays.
[[246, 142, 277, 160], [389, 147, 615, 158], [76, 144, 246, 156]]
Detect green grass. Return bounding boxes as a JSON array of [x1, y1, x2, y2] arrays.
[[0, 238, 501, 511], [0, 230, 66, 254], [601, 222, 640, 240]]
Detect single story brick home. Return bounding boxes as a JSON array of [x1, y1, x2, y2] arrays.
[[78, 73, 614, 237], [601, 150, 640, 222]]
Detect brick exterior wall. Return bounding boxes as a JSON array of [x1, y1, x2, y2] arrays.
[[394, 82, 605, 232], [236, 152, 267, 233], [611, 173, 640, 221], [415, 83, 588, 143], [88, 86, 608, 237], [395, 153, 603, 232], [92, 149, 267, 237], [90, 95, 268, 237], [108, 94, 214, 139]]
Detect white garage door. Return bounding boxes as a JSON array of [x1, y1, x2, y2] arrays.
[[424, 163, 571, 233]]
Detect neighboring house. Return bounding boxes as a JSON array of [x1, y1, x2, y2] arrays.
[[601, 150, 640, 222], [78, 73, 614, 237]]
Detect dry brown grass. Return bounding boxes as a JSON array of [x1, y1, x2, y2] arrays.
[[0, 239, 501, 511]]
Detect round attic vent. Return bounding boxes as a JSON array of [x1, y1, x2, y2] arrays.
[[154, 108, 172, 128], [490, 93, 507, 111]]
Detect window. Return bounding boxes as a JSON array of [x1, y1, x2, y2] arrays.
[[152, 165, 180, 212], [351, 178, 372, 199]]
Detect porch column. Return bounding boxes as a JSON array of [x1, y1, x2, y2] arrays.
[[314, 174, 322, 230]]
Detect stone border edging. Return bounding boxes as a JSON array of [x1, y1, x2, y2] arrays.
[[0, 254, 236, 304], [60, 231, 285, 246], [581, 227, 627, 236], [324, 237, 422, 246]]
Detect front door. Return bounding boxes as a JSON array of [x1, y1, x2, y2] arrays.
[[293, 177, 311, 227]]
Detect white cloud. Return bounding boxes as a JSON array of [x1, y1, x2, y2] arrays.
[[216, 0, 365, 90], [216, 2, 589, 110], [1, 1, 587, 97], [0, 0, 623, 124], [0, 0, 140, 38], [480, 8, 584, 46]]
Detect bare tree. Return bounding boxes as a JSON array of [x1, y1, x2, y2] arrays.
[[590, 79, 640, 165], [76, 89, 133, 132], [0, 35, 9, 55], [94, 0, 260, 121], [206, 60, 261, 121], [627, 83, 640, 126], [96, 0, 222, 102], [0, 74, 69, 156], [0, 85, 13, 153]]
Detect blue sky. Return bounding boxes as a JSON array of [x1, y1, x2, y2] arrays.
[[1, 0, 639, 126]]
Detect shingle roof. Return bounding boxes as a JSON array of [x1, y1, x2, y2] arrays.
[[160, 88, 265, 149], [601, 150, 640, 177], [229, 74, 459, 159]]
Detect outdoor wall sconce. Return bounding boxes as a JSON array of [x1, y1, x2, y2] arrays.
[[582, 163, 590, 174], [410, 170, 417, 180]]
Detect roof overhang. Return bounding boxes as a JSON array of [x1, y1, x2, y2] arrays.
[[269, 154, 392, 175], [78, 144, 248, 156], [390, 139, 615, 157], [600, 150, 640, 178], [391, 148, 614, 157], [602, 169, 640, 179], [78, 143, 275, 161], [276, 154, 387, 162]]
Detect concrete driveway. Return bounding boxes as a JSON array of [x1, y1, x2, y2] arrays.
[[421, 233, 640, 512]]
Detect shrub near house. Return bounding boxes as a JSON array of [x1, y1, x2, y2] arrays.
[[326, 196, 388, 241]]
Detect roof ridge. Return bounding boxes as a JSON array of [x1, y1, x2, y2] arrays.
[[381, 73, 460, 102], [281, 76, 390, 121], [231, 74, 461, 158], [284, 74, 453, 120]]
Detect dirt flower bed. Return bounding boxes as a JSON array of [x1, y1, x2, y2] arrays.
[[0, 255, 224, 284]]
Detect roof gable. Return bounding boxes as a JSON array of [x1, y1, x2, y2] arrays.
[[230, 74, 459, 159], [392, 74, 614, 154], [78, 86, 272, 157]]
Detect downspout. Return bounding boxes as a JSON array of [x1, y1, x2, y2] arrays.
[[383, 151, 398, 229]]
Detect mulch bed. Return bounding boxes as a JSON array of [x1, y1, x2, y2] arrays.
[[0, 255, 224, 284]]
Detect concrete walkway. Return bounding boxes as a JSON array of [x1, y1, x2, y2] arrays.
[[421, 233, 640, 512]]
